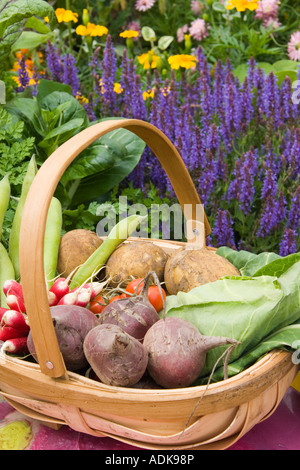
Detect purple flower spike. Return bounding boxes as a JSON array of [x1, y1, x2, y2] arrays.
[[62, 54, 80, 96], [287, 186, 300, 234], [279, 228, 297, 256], [212, 209, 236, 249], [17, 56, 30, 92], [45, 40, 63, 81]]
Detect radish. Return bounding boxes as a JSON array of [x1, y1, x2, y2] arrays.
[[0, 308, 9, 322], [0, 326, 27, 341], [143, 317, 240, 388], [1, 310, 30, 335], [49, 277, 69, 302], [2, 279, 23, 300], [5, 294, 26, 313], [1, 337, 28, 355], [47, 290, 58, 306]]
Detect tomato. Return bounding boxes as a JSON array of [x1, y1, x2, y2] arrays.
[[109, 293, 128, 303], [147, 285, 166, 312], [125, 278, 144, 295], [89, 295, 107, 314], [126, 278, 166, 312]]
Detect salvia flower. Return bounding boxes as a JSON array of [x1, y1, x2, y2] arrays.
[[45, 41, 63, 81], [279, 228, 297, 256], [16, 56, 30, 92], [287, 187, 300, 234], [212, 209, 236, 248], [62, 54, 80, 96]]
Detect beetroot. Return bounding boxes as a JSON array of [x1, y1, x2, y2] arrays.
[[143, 317, 239, 388], [27, 305, 98, 371], [83, 324, 148, 387], [99, 271, 162, 341]]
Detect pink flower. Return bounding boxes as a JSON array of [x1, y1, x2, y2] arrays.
[[288, 31, 300, 61], [191, 1, 205, 15], [135, 0, 156, 12], [263, 17, 281, 29], [177, 24, 188, 42], [255, 0, 280, 21], [189, 18, 209, 41]]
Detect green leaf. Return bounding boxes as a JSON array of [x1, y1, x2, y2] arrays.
[[25, 16, 51, 34], [11, 30, 54, 51], [36, 80, 72, 102], [38, 118, 85, 147], [0, 0, 56, 36], [252, 253, 300, 278], [141, 26, 156, 42], [158, 35, 174, 50], [240, 252, 282, 276], [63, 125, 146, 207]]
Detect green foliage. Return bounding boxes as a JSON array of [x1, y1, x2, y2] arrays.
[[0, 0, 56, 67], [0, 107, 35, 193]]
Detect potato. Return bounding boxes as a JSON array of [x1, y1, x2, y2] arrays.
[[105, 241, 168, 286], [57, 229, 103, 277], [164, 247, 240, 294]]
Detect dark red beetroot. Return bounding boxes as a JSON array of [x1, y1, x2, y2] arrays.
[[98, 271, 164, 341], [143, 317, 240, 389], [83, 324, 148, 387], [27, 305, 98, 371]]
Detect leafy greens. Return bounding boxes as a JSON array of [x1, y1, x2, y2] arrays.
[[165, 247, 300, 382]]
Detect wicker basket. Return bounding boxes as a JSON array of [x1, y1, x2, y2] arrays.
[[0, 119, 298, 450]]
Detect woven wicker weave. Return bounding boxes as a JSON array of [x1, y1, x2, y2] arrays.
[[0, 119, 297, 450]]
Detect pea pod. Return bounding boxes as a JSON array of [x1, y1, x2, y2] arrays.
[[69, 214, 146, 290], [0, 174, 10, 238], [9, 156, 38, 280], [0, 243, 15, 308], [44, 197, 62, 288]]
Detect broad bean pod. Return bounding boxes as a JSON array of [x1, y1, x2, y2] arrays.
[[9, 156, 37, 280], [44, 197, 62, 288]]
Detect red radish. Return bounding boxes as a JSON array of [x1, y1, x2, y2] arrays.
[[0, 308, 9, 322], [48, 290, 58, 306], [75, 290, 91, 308], [1, 337, 28, 355], [5, 294, 26, 313], [70, 281, 108, 300], [0, 326, 27, 341], [2, 280, 24, 300], [49, 277, 69, 302], [1, 310, 30, 335]]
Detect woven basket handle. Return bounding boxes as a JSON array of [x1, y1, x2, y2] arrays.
[[19, 118, 211, 378]]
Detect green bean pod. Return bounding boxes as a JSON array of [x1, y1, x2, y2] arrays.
[[0, 174, 10, 238], [9, 156, 38, 280], [0, 243, 15, 308], [69, 214, 146, 289], [44, 197, 63, 288]]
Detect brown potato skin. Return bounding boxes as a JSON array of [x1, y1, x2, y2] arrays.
[[57, 229, 103, 277], [164, 248, 240, 294], [106, 241, 168, 286]]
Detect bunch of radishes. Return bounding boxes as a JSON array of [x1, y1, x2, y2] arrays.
[[0, 279, 30, 355], [0, 276, 107, 357]]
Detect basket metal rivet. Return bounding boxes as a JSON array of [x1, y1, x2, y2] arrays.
[[45, 361, 54, 369], [192, 228, 199, 236]]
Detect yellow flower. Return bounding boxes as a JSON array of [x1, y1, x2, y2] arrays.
[[76, 22, 108, 37], [120, 30, 139, 39], [55, 8, 79, 23], [226, 0, 258, 11], [143, 88, 155, 100], [137, 50, 159, 69], [168, 54, 198, 70], [114, 83, 123, 94], [76, 92, 89, 105]]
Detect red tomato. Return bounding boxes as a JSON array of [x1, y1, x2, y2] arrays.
[[125, 278, 144, 295], [89, 295, 107, 314], [126, 278, 166, 312], [147, 285, 166, 312], [109, 293, 128, 303]]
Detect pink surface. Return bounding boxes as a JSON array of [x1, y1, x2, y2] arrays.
[[0, 387, 299, 450]]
